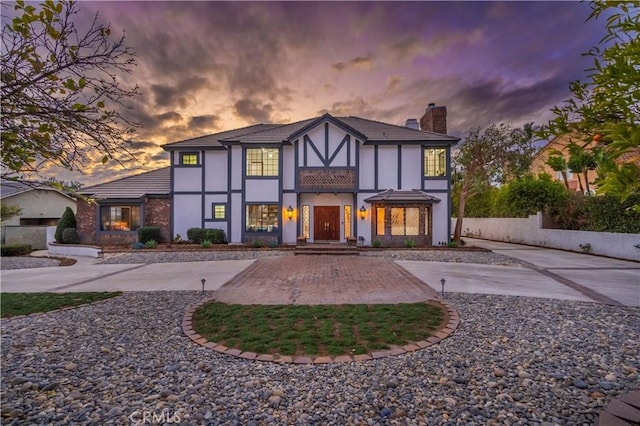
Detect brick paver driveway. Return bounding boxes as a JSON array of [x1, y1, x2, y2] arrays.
[[212, 255, 439, 304]]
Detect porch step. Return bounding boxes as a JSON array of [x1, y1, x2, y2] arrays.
[[294, 244, 360, 256]]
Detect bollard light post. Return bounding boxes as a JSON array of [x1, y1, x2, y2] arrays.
[[440, 278, 446, 299], [201, 278, 206, 295]]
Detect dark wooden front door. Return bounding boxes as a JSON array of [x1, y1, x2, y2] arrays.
[[314, 206, 340, 241]]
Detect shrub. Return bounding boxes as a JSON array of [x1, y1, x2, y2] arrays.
[[201, 239, 212, 248], [267, 240, 278, 248], [138, 226, 162, 244], [131, 242, 145, 249], [55, 207, 76, 243], [187, 227, 226, 244], [372, 239, 382, 248], [584, 193, 640, 233], [404, 238, 416, 248], [61, 228, 79, 244], [1, 244, 32, 256], [448, 241, 459, 248], [144, 239, 158, 249], [252, 239, 264, 248], [496, 174, 568, 218], [207, 228, 226, 244]]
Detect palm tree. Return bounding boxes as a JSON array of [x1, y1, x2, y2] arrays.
[[545, 153, 570, 189], [566, 142, 597, 194]]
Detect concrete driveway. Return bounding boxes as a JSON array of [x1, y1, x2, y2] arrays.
[[1, 240, 638, 306], [458, 238, 639, 307]]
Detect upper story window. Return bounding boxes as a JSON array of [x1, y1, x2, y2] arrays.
[[424, 148, 446, 177], [180, 152, 199, 166], [246, 148, 278, 176], [212, 204, 226, 220]]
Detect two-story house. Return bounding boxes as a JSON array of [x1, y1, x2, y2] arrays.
[[162, 103, 459, 246]]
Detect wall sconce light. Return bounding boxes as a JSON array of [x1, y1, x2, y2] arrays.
[[287, 205, 294, 220], [359, 205, 367, 220]]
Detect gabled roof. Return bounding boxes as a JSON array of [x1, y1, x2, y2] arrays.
[[162, 113, 459, 149], [219, 118, 318, 144], [161, 124, 280, 150], [79, 167, 171, 199], [338, 116, 459, 143], [364, 189, 441, 203], [1, 180, 75, 201]]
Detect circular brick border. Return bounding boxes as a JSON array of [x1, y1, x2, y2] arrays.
[[0, 294, 122, 322], [182, 297, 460, 364]]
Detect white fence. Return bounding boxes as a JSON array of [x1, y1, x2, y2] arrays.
[[455, 212, 640, 261]]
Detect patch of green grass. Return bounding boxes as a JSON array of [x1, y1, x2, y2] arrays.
[[193, 302, 444, 357], [1, 292, 122, 318]]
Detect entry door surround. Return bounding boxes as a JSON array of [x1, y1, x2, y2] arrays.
[[314, 206, 340, 241]]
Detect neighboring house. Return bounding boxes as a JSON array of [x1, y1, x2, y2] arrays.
[[0, 180, 76, 247], [161, 103, 459, 246], [532, 134, 640, 194], [76, 168, 171, 245], [531, 134, 599, 193]]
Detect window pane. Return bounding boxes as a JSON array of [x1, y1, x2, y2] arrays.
[[302, 205, 310, 239], [344, 205, 352, 238], [213, 205, 225, 219], [246, 204, 279, 232], [181, 153, 198, 165], [246, 148, 279, 176], [425, 210, 430, 236], [391, 208, 405, 236], [424, 148, 446, 176], [100, 205, 140, 231], [406, 208, 419, 236], [376, 208, 385, 236]]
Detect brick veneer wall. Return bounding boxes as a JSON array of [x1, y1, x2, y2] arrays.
[[143, 197, 171, 243], [75, 197, 171, 245], [76, 199, 97, 244]]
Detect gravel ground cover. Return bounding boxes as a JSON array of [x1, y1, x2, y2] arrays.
[[1, 257, 61, 270], [94, 248, 532, 268], [1, 291, 638, 425]]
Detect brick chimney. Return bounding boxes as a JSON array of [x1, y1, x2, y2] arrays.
[[419, 103, 447, 134]]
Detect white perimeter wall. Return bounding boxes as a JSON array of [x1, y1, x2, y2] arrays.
[[456, 212, 640, 261]]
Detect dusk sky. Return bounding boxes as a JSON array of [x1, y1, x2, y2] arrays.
[[44, 1, 606, 185]]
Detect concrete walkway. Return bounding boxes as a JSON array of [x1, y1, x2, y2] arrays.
[[1, 240, 638, 306], [0, 260, 255, 293]]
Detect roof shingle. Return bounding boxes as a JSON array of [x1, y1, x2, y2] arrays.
[[80, 167, 171, 199]]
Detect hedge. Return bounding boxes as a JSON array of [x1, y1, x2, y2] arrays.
[[1, 244, 32, 256], [138, 226, 162, 244], [186, 228, 226, 244]]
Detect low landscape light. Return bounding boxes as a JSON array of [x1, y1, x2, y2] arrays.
[[440, 278, 446, 298], [201, 278, 206, 295]]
